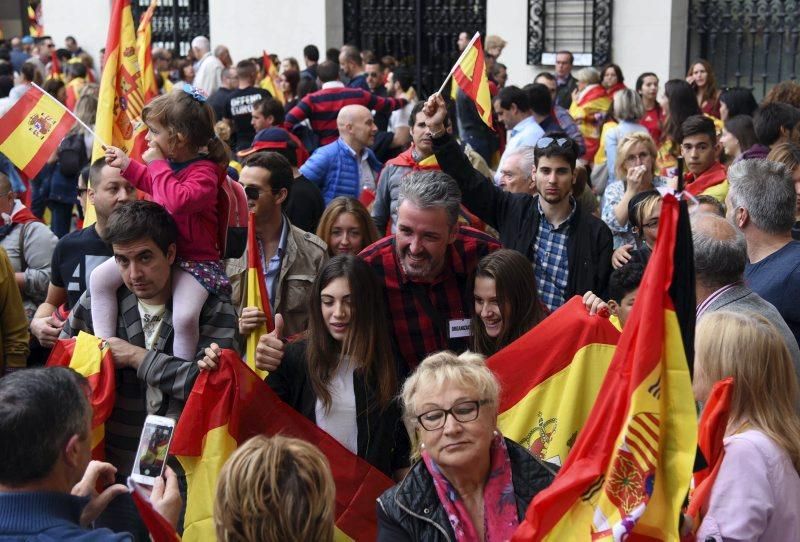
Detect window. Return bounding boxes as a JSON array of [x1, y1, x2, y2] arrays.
[[527, 0, 612, 67]]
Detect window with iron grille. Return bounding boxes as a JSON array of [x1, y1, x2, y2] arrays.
[[528, 0, 612, 67], [131, 0, 209, 57]]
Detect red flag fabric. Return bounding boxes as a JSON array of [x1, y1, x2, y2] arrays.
[[129, 481, 182, 542], [172, 350, 394, 540]]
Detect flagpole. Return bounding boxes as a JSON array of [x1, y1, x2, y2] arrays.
[[30, 82, 110, 149], [436, 31, 482, 96]]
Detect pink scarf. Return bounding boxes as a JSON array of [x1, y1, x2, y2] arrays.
[[422, 433, 518, 541]]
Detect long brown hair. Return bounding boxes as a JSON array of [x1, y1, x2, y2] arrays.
[[695, 311, 800, 471], [306, 255, 396, 411], [142, 86, 230, 168], [469, 249, 547, 356], [315, 197, 379, 256], [687, 59, 719, 105]]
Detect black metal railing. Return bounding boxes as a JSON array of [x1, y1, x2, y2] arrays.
[[343, 0, 486, 98], [687, 0, 800, 99], [528, 0, 612, 67], [131, 0, 209, 58]]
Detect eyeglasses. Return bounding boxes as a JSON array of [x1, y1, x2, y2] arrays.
[[625, 152, 652, 164], [416, 399, 489, 431], [243, 185, 281, 200], [536, 137, 570, 150]]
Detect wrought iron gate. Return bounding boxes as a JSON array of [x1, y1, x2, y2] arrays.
[[131, 0, 209, 57], [687, 0, 800, 99], [343, 0, 486, 98]]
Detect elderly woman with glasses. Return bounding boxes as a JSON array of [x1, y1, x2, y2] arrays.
[[376, 351, 555, 541]]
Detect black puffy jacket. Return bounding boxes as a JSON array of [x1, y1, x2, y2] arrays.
[[376, 438, 557, 541]]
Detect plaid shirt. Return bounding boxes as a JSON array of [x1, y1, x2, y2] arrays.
[[361, 226, 500, 373], [532, 199, 575, 312]]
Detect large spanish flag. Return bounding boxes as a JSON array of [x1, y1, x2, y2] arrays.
[[0, 85, 76, 179], [46, 331, 116, 460], [569, 85, 611, 162], [491, 297, 621, 467], [136, 0, 159, 104], [172, 350, 394, 541], [259, 51, 285, 104], [449, 32, 492, 128], [516, 193, 697, 541], [244, 211, 273, 379]]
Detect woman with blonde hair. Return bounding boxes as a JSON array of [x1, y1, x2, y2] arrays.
[[601, 132, 667, 248], [214, 434, 335, 542], [693, 311, 800, 540], [316, 196, 379, 256], [377, 351, 555, 540]]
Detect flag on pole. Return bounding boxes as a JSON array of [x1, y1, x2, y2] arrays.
[[48, 49, 63, 81], [245, 211, 273, 379], [129, 480, 182, 542], [86, 0, 148, 226], [490, 296, 620, 467], [172, 350, 394, 542], [259, 51, 285, 104], [46, 331, 116, 460], [515, 193, 697, 541], [0, 85, 76, 179], [448, 32, 492, 128], [136, 0, 159, 103]]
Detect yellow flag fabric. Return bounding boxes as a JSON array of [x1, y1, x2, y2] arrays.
[[245, 211, 270, 379], [259, 51, 285, 104], [136, 0, 159, 103]]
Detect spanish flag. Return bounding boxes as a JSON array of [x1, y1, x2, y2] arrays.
[[515, 193, 697, 541], [136, 0, 159, 103], [569, 85, 611, 162], [449, 32, 492, 128], [86, 0, 148, 226], [130, 480, 182, 542], [259, 51, 285, 104], [46, 331, 116, 461], [490, 296, 621, 467], [48, 49, 63, 81], [0, 84, 76, 179], [172, 350, 394, 541], [245, 211, 272, 379]]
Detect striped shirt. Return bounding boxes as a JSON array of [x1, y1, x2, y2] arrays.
[[361, 226, 501, 372], [283, 86, 406, 146], [532, 200, 575, 312]]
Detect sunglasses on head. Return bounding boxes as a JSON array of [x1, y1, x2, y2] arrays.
[[536, 137, 571, 149]]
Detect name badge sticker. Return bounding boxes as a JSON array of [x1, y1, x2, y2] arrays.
[[448, 318, 472, 339]]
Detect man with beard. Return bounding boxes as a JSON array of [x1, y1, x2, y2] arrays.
[[360, 171, 500, 373], [423, 93, 612, 311]]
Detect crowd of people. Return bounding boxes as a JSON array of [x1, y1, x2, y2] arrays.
[[1, 28, 799, 541]]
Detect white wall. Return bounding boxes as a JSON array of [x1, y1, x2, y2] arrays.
[[41, 0, 111, 68], [487, 0, 687, 91], [209, 0, 340, 66]]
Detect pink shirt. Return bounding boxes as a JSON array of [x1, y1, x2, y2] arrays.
[[698, 429, 800, 541], [122, 158, 223, 261]]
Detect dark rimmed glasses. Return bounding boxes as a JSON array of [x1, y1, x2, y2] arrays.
[[243, 185, 281, 201], [416, 399, 489, 431]]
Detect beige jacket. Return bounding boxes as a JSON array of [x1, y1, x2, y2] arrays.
[[226, 218, 328, 337]]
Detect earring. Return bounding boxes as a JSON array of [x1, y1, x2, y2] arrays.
[[493, 430, 499, 437], [420, 443, 426, 449]]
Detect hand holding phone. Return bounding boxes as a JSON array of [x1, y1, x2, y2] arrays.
[[131, 415, 175, 486]]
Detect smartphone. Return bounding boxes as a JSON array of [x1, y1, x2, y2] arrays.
[[131, 414, 175, 486]]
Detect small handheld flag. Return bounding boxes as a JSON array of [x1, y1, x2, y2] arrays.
[[438, 32, 493, 128]]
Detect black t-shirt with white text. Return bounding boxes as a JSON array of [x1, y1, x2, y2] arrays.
[[50, 224, 113, 309], [224, 86, 273, 151]]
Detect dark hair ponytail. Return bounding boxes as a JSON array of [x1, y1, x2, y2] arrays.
[[207, 135, 231, 169]]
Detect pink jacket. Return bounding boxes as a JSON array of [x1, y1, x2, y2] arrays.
[[122, 158, 224, 261], [698, 429, 800, 541]]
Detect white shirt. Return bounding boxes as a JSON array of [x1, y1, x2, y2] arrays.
[[193, 52, 224, 95], [495, 115, 545, 183], [342, 140, 376, 192], [321, 81, 346, 90], [315, 359, 358, 454], [137, 300, 166, 350], [389, 99, 417, 133]]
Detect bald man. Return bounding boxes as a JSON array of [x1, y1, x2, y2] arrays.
[[299, 104, 382, 204]]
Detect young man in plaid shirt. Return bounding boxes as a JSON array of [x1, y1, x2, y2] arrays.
[[360, 170, 501, 373]]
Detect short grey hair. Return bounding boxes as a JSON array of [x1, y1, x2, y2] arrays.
[[691, 212, 747, 288], [191, 36, 210, 54], [728, 159, 796, 234], [576, 67, 600, 85], [613, 88, 645, 122], [397, 170, 462, 227], [501, 146, 535, 179]]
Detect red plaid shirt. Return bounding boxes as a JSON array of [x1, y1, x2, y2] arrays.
[[361, 226, 501, 373]]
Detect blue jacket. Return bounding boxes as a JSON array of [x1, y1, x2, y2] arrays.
[[0, 491, 131, 541], [300, 138, 382, 204]]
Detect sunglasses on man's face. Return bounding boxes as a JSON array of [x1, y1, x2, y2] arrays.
[[243, 185, 281, 200]]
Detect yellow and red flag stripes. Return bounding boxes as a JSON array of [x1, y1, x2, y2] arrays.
[[48, 49, 63, 81], [260, 51, 285, 104], [490, 297, 620, 467], [451, 32, 493, 128], [130, 481, 181, 542], [0, 85, 76, 179], [245, 211, 273, 379], [171, 350, 394, 541], [46, 331, 116, 460], [86, 0, 148, 226], [515, 193, 697, 541], [685, 377, 733, 533], [136, 0, 159, 103]]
